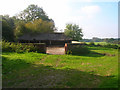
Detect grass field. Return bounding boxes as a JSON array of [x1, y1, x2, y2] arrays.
[[72, 41, 108, 45], [2, 46, 118, 88]]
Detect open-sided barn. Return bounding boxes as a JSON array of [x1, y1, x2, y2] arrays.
[[18, 33, 72, 46]]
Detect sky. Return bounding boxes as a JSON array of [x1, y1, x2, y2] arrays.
[[0, 0, 119, 39]]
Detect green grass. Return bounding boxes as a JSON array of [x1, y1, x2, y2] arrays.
[[85, 42, 108, 45], [2, 46, 118, 88], [72, 41, 108, 45]]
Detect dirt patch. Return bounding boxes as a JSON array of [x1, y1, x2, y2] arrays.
[[46, 46, 65, 55]]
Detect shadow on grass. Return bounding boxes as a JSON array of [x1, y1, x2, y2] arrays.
[[71, 50, 105, 57], [2, 56, 31, 75], [2, 56, 118, 88], [87, 46, 116, 50]]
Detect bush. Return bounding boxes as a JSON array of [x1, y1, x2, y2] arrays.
[[88, 42, 95, 46], [103, 44, 118, 49], [66, 43, 90, 55], [71, 45, 90, 55], [2, 41, 46, 53], [96, 43, 102, 47]]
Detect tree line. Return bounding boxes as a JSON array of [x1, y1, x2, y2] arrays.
[[80, 37, 120, 44]]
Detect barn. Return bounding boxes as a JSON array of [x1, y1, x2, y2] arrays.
[[18, 33, 72, 46]]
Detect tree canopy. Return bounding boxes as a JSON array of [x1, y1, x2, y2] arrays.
[[25, 19, 55, 33], [16, 4, 53, 22], [64, 24, 83, 41], [14, 19, 55, 39]]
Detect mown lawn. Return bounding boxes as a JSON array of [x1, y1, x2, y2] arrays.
[[2, 46, 118, 88]]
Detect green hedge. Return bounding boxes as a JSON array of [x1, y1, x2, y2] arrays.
[[65, 43, 90, 55], [103, 44, 119, 49], [2, 41, 46, 53]]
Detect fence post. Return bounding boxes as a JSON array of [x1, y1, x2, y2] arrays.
[[65, 43, 68, 54]]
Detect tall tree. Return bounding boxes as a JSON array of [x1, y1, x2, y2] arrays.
[[64, 24, 83, 41], [2, 19, 14, 41], [16, 4, 53, 22], [1, 15, 15, 41]]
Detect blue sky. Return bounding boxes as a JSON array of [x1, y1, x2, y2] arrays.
[[0, 0, 118, 39]]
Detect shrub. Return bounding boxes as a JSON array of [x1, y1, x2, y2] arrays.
[[2, 41, 46, 53], [103, 44, 118, 49], [66, 44, 90, 55], [66, 50, 72, 55], [71, 45, 90, 55], [89, 42, 95, 46], [96, 43, 102, 47]]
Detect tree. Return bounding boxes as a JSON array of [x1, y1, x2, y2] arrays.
[[92, 37, 102, 42], [25, 19, 55, 33], [14, 19, 55, 38], [2, 19, 14, 41], [64, 24, 83, 41], [14, 21, 27, 39], [16, 4, 53, 22], [1, 15, 15, 41]]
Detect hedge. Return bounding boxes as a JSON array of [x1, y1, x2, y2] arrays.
[[2, 41, 46, 53]]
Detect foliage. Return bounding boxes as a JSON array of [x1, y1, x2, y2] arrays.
[[70, 45, 90, 55], [72, 41, 119, 49], [1, 15, 15, 41], [25, 19, 55, 33], [14, 19, 55, 38], [88, 42, 95, 46], [80, 38, 119, 45], [92, 37, 102, 42], [14, 21, 28, 39], [2, 41, 46, 53], [66, 44, 90, 55], [16, 4, 53, 22], [66, 50, 72, 55], [103, 43, 119, 49], [64, 24, 83, 41]]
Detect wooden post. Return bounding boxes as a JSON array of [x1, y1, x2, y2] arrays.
[[50, 40, 51, 45], [65, 43, 68, 54]]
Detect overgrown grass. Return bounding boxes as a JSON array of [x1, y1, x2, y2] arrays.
[[2, 46, 118, 88]]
